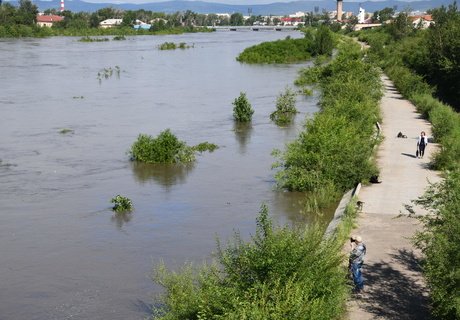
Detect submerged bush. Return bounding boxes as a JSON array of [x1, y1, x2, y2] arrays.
[[152, 204, 349, 319], [111, 195, 133, 213], [270, 87, 298, 125], [130, 129, 195, 164], [192, 142, 219, 153], [232, 92, 254, 122], [237, 37, 312, 64]]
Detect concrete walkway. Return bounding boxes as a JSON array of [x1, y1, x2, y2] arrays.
[[346, 75, 441, 319]]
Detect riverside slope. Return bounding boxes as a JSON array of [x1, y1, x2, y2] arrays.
[[347, 75, 441, 319]]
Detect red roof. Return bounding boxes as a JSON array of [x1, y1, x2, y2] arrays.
[[409, 15, 433, 22], [36, 15, 64, 23], [281, 17, 302, 22]]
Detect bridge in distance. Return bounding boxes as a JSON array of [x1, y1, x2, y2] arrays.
[[213, 26, 298, 31]]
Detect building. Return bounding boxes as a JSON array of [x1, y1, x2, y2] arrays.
[[358, 7, 366, 23], [36, 14, 63, 27], [409, 15, 434, 29], [99, 19, 123, 28], [280, 17, 304, 26]]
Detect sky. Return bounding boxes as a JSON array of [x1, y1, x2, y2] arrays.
[[81, 0, 424, 5]]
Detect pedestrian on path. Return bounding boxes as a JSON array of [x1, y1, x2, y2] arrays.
[[417, 131, 428, 158], [349, 235, 366, 292]]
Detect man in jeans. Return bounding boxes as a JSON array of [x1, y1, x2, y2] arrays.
[[349, 235, 366, 292]]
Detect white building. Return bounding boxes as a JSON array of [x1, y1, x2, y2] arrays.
[[99, 19, 123, 29], [358, 7, 366, 23]]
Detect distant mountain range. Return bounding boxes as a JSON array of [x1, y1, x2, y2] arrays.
[[16, 0, 455, 14]]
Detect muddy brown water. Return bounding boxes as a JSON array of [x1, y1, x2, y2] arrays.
[[0, 31, 333, 319]]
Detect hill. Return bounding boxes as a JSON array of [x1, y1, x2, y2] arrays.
[[8, 0, 455, 15]]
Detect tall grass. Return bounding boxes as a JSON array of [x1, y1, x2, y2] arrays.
[[152, 204, 351, 319]]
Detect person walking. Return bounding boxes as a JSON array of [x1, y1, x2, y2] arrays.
[[349, 235, 366, 293], [417, 131, 428, 159]]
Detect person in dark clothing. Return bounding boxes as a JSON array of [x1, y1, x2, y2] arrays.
[[417, 131, 428, 159]]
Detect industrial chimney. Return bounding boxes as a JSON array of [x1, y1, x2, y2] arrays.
[[337, 0, 343, 21]]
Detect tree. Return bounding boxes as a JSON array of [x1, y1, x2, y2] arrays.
[[312, 25, 334, 56], [121, 10, 136, 27], [230, 12, 244, 26], [232, 92, 254, 122], [387, 11, 413, 40], [16, 0, 37, 25], [373, 7, 395, 23]]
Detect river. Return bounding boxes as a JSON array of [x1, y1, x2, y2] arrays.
[[0, 31, 326, 319]]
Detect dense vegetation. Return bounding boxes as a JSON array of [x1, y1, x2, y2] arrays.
[[158, 42, 193, 50], [232, 92, 254, 122], [0, 1, 213, 37], [270, 87, 298, 126], [152, 203, 358, 319], [354, 4, 460, 318], [237, 26, 335, 63], [356, 3, 460, 110], [130, 129, 217, 164], [273, 40, 381, 209], [111, 195, 133, 213]]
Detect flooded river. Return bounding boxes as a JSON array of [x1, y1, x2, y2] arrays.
[[0, 31, 327, 319]]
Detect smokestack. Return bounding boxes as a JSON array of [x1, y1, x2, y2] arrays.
[[337, 0, 343, 21], [60, 0, 64, 12]]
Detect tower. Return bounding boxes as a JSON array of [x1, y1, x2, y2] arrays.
[[60, 0, 64, 12], [337, 0, 343, 22]]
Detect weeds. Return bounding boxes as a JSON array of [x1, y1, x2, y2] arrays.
[[111, 195, 133, 213]]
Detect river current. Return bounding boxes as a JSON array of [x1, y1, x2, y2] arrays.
[[0, 31, 325, 319]]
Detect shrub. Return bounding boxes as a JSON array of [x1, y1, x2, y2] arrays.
[[111, 195, 133, 213], [232, 92, 254, 122], [236, 38, 312, 64], [192, 142, 219, 153], [159, 42, 176, 50], [152, 204, 350, 319], [275, 40, 381, 197], [129, 129, 195, 164], [412, 171, 460, 319], [270, 87, 298, 125]]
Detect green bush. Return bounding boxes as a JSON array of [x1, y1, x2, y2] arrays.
[[129, 129, 195, 164], [236, 37, 312, 64], [270, 87, 298, 125], [413, 171, 460, 319], [159, 42, 177, 50], [111, 195, 133, 213], [274, 40, 381, 198], [192, 142, 219, 153], [232, 92, 254, 122], [152, 204, 350, 319]]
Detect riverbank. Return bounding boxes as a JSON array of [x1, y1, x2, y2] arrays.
[[347, 75, 441, 319]]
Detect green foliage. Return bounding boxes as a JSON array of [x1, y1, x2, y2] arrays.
[[270, 87, 298, 126], [112, 35, 126, 40], [159, 42, 193, 50], [275, 40, 381, 197], [237, 37, 312, 64], [152, 204, 350, 319], [111, 195, 133, 212], [311, 25, 335, 56], [59, 128, 74, 134], [412, 171, 460, 319], [97, 66, 121, 81], [78, 36, 109, 42], [232, 92, 254, 122], [129, 129, 195, 164], [192, 142, 219, 153], [159, 42, 177, 50]]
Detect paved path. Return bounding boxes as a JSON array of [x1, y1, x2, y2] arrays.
[[346, 75, 441, 319]]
